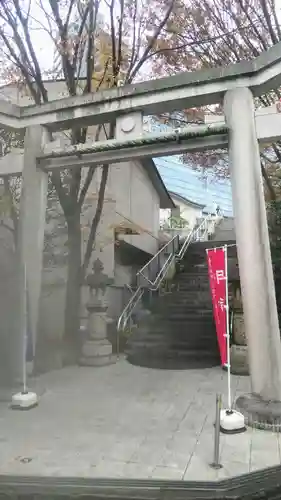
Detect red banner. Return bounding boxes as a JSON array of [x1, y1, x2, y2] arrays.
[[206, 248, 227, 366]]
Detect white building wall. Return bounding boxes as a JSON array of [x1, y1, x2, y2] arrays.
[[174, 199, 202, 230], [160, 195, 202, 231], [109, 161, 160, 255]]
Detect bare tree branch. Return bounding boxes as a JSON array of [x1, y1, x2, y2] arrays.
[[128, 0, 175, 82], [85, 0, 95, 93], [49, 0, 76, 95], [127, 0, 138, 76], [0, 26, 39, 102], [117, 0, 125, 72], [12, 0, 48, 102], [260, 0, 278, 45]]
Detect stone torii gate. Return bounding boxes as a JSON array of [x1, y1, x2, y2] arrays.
[[3, 42, 281, 425]]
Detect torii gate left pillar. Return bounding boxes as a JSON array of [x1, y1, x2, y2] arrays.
[[14, 125, 48, 380]]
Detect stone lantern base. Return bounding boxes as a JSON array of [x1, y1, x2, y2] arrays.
[[79, 302, 116, 366], [80, 338, 115, 366]]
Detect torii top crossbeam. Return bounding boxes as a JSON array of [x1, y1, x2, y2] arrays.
[[1, 42, 281, 131]]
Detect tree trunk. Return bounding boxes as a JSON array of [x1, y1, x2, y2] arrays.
[[63, 212, 82, 365]]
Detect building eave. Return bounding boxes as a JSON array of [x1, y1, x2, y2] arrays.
[[169, 191, 205, 209]]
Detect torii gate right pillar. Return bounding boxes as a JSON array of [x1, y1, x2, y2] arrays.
[[224, 87, 281, 427]]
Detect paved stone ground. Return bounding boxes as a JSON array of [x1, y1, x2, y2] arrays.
[[0, 358, 280, 481]]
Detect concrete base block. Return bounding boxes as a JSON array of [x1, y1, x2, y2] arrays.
[[236, 393, 281, 431], [0, 383, 45, 402]]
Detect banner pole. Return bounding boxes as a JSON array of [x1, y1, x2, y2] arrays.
[[224, 245, 231, 410], [22, 263, 27, 394], [10, 263, 38, 410]]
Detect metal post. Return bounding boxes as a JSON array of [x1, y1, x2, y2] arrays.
[[224, 245, 232, 410], [117, 327, 120, 360], [210, 393, 223, 469], [22, 264, 28, 394]]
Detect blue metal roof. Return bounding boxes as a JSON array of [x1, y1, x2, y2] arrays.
[[154, 156, 233, 217], [146, 119, 233, 217]]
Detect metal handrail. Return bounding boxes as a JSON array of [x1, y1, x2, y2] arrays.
[[116, 286, 144, 357], [117, 253, 177, 334], [116, 213, 213, 344], [136, 234, 179, 288], [137, 235, 179, 279], [137, 250, 176, 289], [177, 214, 211, 260], [117, 286, 144, 336]]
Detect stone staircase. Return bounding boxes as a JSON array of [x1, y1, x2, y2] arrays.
[[126, 241, 226, 370]]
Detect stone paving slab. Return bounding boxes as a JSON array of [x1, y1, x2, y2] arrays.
[[0, 359, 279, 481]]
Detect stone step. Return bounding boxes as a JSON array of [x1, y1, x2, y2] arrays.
[[176, 287, 210, 293], [157, 310, 214, 317], [183, 260, 209, 265], [153, 306, 213, 314], [177, 263, 208, 269], [155, 302, 212, 309], [176, 280, 209, 286], [153, 293, 212, 301], [129, 328, 217, 340], [161, 290, 211, 297], [126, 349, 220, 370], [129, 339, 219, 352], [136, 323, 216, 338], [158, 290, 211, 298], [176, 284, 210, 291], [176, 272, 209, 278], [127, 340, 219, 353], [176, 277, 209, 283], [152, 313, 214, 322], [161, 295, 212, 303], [176, 274, 209, 281], [151, 301, 213, 310], [132, 320, 214, 341], [176, 278, 209, 284], [126, 337, 219, 353], [161, 291, 211, 298]]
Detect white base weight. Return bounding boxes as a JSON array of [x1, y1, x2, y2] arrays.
[[220, 408, 246, 434], [11, 391, 38, 410]]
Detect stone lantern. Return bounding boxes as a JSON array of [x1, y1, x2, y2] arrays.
[[80, 258, 115, 366]]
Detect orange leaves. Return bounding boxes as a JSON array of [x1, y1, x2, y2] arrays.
[[91, 28, 129, 90]]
